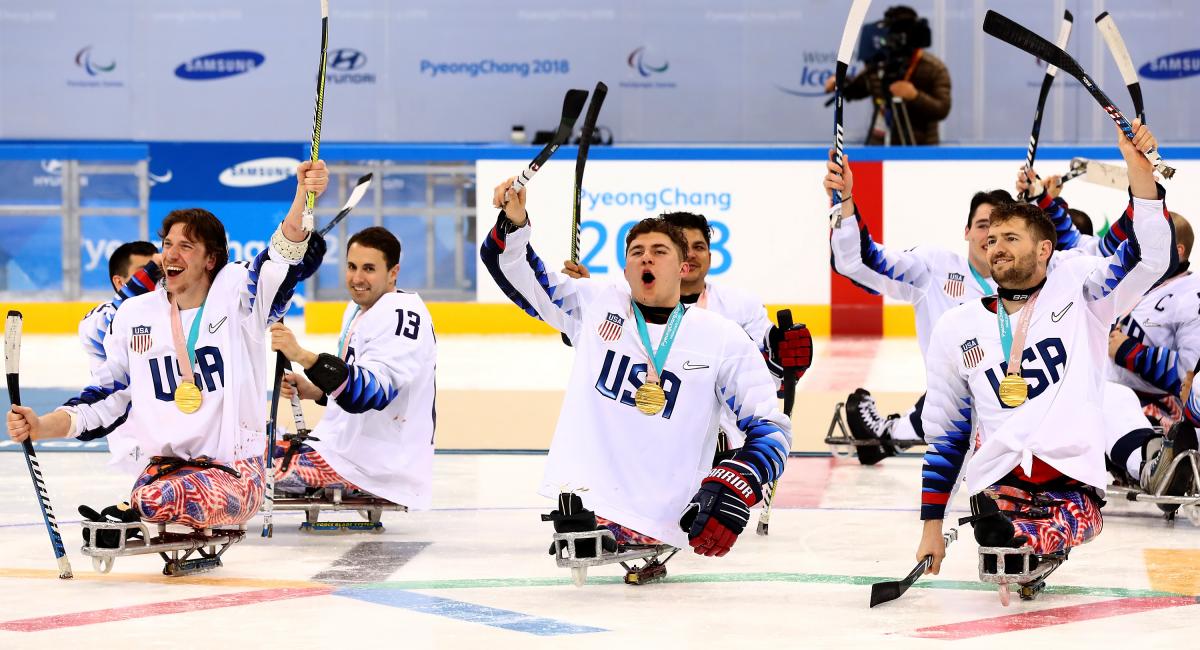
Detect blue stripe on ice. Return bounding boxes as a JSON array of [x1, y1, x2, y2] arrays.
[[334, 587, 608, 636]]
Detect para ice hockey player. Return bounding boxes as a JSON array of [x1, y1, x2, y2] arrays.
[[272, 226, 436, 510], [79, 241, 162, 375], [481, 178, 790, 559], [915, 122, 1173, 598], [6, 161, 328, 535]]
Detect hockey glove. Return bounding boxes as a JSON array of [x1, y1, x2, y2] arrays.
[[679, 460, 763, 557], [768, 322, 813, 384]]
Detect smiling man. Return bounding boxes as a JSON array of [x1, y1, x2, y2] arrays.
[[481, 178, 790, 560], [6, 161, 328, 534], [915, 122, 1173, 584], [269, 226, 437, 510]]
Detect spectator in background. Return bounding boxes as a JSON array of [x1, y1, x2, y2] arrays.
[[825, 5, 951, 145]]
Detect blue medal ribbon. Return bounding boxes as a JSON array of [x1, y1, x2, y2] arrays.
[[631, 300, 686, 378], [967, 263, 994, 297]]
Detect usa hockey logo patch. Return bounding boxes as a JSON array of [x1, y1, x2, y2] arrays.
[[130, 325, 153, 354], [960, 338, 984, 368], [943, 272, 965, 298], [597, 312, 624, 342]]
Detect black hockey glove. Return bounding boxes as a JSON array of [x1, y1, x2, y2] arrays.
[[679, 460, 763, 557]]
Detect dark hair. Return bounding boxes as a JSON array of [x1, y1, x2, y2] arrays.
[[158, 209, 228, 281], [347, 226, 402, 268], [1170, 212, 1193, 260], [108, 241, 158, 289], [967, 189, 1015, 228], [1068, 208, 1094, 237], [660, 212, 712, 245], [989, 202, 1057, 249], [624, 217, 688, 260]]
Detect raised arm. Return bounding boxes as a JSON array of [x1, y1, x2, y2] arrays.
[[479, 178, 594, 341], [1083, 122, 1174, 321], [825, 153, 931, 301]]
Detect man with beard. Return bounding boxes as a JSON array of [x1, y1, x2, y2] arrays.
[[481, 179, 790, 561], [914, 122, 1173, 582]]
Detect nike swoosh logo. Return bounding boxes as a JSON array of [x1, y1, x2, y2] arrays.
[[682, 361, 709, 370], [1051, 302, 1073, 322], [208, 316, 227, 334]]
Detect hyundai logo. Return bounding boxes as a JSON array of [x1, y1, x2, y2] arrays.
[[328, 49, 367, 71]]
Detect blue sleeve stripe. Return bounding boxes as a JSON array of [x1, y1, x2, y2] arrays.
[[334, 366, 399, 414], [480, 224, 543, 320]]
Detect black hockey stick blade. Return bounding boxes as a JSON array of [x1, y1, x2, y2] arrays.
[[1018, 10, 1072, 200], [869, 528, 956, 607], [511, 88, 589, 192], [983, 10, 1084, 80], [317, 172, 374, 237], [777, 309, 796, 417]]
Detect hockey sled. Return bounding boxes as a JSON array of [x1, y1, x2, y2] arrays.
[[80, 520, 245, 576], [1107, 449, 1200, 525], [825, 401, 926, 459], [977, 545, 1066, 606], [549, 529, 678, 587], [273, 487, 406, 533]]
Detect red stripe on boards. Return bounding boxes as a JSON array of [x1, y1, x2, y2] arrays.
[[831, 160, 884, 336]]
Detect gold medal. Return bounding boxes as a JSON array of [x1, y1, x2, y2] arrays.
[[174, 381, 202, 414], [634, 381, 667, 416], [998, 373, 1028, 407]]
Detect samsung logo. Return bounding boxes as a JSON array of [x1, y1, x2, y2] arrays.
[[175, 50, 265, 80], [218, 157, 299, 188], [1139, 49, 1200, 80]]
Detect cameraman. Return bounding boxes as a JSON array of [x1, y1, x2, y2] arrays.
[[824, 5, 951, 145]]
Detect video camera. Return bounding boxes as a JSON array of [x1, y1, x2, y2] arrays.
[[856, 8, 931, 82]]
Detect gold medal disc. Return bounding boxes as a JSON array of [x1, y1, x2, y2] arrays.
[[174, 381, 203, 414], [634, 382, 667, 415], [998, 373, 1028, 407]]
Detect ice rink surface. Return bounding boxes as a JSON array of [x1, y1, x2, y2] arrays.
[[1, 334, 1198, 648]]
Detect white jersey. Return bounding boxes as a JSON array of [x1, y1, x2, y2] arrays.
[[78, 262, 163, 376], [482, 220, 791, 548], [306, 292, 437, 509], [692, 280, 778, 447], [919, 195, 1172, 517], [1110, 271, 1200, 399], [831, 212, 996, 356], [62, 241, 308, 473]]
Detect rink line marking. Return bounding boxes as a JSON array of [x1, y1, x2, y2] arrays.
[[906, 596, 1200, 640], [1144, 549, 1200, 596], [0, 586, 335, 632], [0, 567, 1182, 600], [335, 587, 606, 636]]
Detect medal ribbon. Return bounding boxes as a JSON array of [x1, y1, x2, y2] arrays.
[[631, 299, 686, 384], [170, 297, 207, 386], [997, 291, 1040, 375], [967, 263, 994, 296], [338, 305, 363, 359]]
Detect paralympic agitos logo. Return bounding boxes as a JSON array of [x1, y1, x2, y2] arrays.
[[1139, 49, 1200, 80], [175, 51, 265, 80], [75, 46, 115, 76], [627, 47, 669, 77]]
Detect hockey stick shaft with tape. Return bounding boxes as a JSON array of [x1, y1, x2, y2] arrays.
[[983, 10, 1173, 178], [302, 0, 330, 232], [1096, 11, 1145, 123], [510, 89, 589, 194], [757, 309, 796, 536], [830, 0, 873, 224], [261, 349, 288, 538], [572, 82, 607, 265], [6, 311, 73, 578], [1019, 10, 1073, 200]]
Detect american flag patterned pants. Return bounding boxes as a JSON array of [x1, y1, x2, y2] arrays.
[[986, 485, 1103, 555], [272, 442, 362, 492], [130, 456, 265, 529]]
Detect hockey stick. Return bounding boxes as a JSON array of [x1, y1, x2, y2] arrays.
[[757, 309, 797, 536], [261, 349, 288, 538], [301, 0, 330, 232], [5, 311, 73, 578], [983, 10, 1174, 178], [316, 172, 374, 238], [869, 527, 957, 607], [829, 0, 873, 226], [561, 82, 608, 347], [279, 383, 317, 474], [1019, 10, 1073, 201], [1096, 12, 1145, 124], [509, 88, 589, 194], [1060, 158, 1128, 191]]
